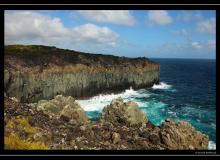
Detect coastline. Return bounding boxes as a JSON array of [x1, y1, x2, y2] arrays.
[[76, 85, 216, 150], [4, 95, 210, 150], [4, 45, 216, 150]]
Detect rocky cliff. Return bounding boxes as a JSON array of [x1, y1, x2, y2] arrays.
[[4, 45, 160, 103], [4, 96, 209, 150]]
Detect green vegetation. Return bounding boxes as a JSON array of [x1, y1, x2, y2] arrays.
[[5, 44, 57, 54], [5, 133, 49, 150], [5, 116, 49, 150], [5, 44, 159, 68], [80, 146, 94, 150], [6, 116, 38, 134]]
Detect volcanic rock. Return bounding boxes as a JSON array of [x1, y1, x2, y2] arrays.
[[36, 95, 88, 124], [4, 96, 209, 150], [4, 45, 160, 103], [112, 132, 121, 144], [160, 119, 209, 149], [101, 97, 148, 126]]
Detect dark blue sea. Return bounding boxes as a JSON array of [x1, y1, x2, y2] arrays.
[[77, 58, 216, 149]]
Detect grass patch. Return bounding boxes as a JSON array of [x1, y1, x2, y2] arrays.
[[5, 133, 48, 150], [6, 116, 38, 134]]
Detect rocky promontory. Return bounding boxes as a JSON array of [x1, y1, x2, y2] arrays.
[[4, 45, 160, 103], [4, 96, 209, 150]]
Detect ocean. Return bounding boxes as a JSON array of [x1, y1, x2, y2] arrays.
[[76, 58, 216, 150]]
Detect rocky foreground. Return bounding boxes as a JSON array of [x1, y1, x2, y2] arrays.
[[4, 95, 209, 150], [4, 45, 159, 103]]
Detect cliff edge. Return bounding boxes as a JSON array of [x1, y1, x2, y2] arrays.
[[4, 45, 160, 102]]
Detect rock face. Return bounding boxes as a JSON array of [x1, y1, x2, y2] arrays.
[[100, 98, 208, 150], [4, 96, 209, 150], [36, 95, 88, 124], [101, 97, 148, 126], [160, 119, 209, 149], [4, 45, 160, 103]]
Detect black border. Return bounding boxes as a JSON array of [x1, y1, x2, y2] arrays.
[[0, 5, 218, 10], [0, 0, 219, 5], [0, 4, 219, 156]]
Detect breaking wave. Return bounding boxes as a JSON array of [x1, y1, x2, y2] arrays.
[[76, 87, 143, 111], [152, 82, 172, 90], [208, 141, 216, 150]]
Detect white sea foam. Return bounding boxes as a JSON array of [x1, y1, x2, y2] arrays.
[[76, 87, 150, 111], [208, 141, 216, 150], [152, 82, 172, 90]]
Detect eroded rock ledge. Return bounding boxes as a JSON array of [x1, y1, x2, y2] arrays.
[[4, 96, 208, 150], [4, 45, 160, 103]]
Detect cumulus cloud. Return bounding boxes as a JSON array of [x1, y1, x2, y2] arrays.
[[172, 28, 192, 39], [71, 23, 119, 46], [154, 40, 216, 55], [196, 17, 216, 34], [75, 10, 135, 26], [5, 11, 119, 47], [178, 40, 215, 50], [191, 40, 215, 50], [5, 11, 68, 43], [147, 10, 173, 25], [177, 11, 203, 22], [191, 41, 202, 49]]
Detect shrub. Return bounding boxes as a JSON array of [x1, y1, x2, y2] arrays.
[[4, 133, 48, 150], [6, 116, 38, 134]]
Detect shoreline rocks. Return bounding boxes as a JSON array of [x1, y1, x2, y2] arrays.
[[4, 96, 209, 150], [101, 97, 148, 126], [36, 95, 89, 124]]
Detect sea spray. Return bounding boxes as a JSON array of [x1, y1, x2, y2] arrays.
[[152, 82, 172, 90], [208, 141, 216, 150], [76, 87, 139, 111]]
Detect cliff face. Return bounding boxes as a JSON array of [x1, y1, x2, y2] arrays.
[[4, 45, 160, 103]]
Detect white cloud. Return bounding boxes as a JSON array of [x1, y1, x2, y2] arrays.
[[75, 10, 135, 26], [177, 11, 203, 22], [5, 11, 69, 43], [154, 40, 215, 54], [5, 11, 119, 47], [71, 23, 119, 46], [172, 28, 192, 37], [147, 10, 173, 25], [191, 41, 202, 49], [178, 40, 215, 50], [196, 17, 216, 34]]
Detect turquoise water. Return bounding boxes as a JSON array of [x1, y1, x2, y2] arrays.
[[77, 58, 216, 149]]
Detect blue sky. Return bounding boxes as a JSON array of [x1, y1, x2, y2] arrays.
[[5, 10, 216, 59]]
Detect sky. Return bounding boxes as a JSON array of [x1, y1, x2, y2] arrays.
[[4, 10, 216, 59]]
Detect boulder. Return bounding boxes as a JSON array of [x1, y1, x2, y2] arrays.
[[149, 133, 160, 145], [160, 119, 209, 149], [101, 97, 148, 126], [4, 96, 210, 150], [37, 101, 62, 114], [112, 132, 121, 144], [37, 95, 88, 124], [60, 104, 88, 124]]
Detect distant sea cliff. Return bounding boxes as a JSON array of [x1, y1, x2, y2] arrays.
[[4, 45, 160, 103]]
